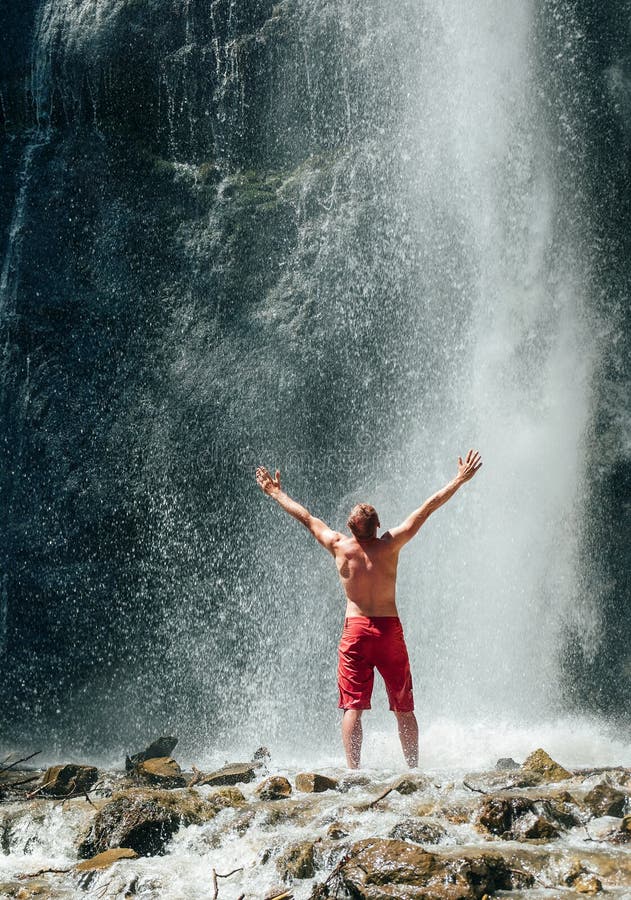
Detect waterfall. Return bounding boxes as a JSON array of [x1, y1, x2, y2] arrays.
[[192, 0, 603, 756], [0, 0, 627, 760], [391, 2, 601, 721]]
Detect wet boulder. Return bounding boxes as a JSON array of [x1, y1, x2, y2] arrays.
[[564, 861, 603, 893], [520, 748, 572, 783], [256, 775, 292, 800], [338, 773, 372, 792], [136, 757, 186, 789], [389, 818, 446, 845], [199, 762, 259, 787], [583, 782, 627, 818], [328, 822, 350, 840], [511, 810, 559, 841], [574, 873, 603, 893], [264, 885, 291, 900], [40, 764, 99, 796], [206, 786, 247, 810], [77, 788, 226, 857], [295, 772, 338, 793], [545, 793, 582, 828], [609, 814, 631, 844], [394, 774, 429, 795], [125, 736, 178, 771], [277, 840, 316, 879], [0, 878, 55, 898], [476, 796, 559, 840], [340, 838, 513, 899]]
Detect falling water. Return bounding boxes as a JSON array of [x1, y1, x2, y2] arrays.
[[0, 0, 627, 766], [183, 0, 605, 760], [388, 2, 601, 721]]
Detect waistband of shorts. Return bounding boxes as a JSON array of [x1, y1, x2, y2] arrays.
[[343, 616, 401, 626]]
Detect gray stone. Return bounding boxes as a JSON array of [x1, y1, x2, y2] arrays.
[[495, 757, 519, 770]]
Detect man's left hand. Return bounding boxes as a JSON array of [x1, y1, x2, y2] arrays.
[[256, 466, 282, 496]]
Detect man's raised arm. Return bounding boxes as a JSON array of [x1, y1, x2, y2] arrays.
[[388, 449, 482, 549], [255, 466, 340, 554]]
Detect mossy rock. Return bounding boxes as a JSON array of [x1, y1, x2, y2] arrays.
[[199, 763, 258, 787], [136, 757, 186, 788], [77, 787, 230, 858], [583, 782, 627, 817], [40, 764, 99, 796], [341, 839, 515, 899], [277, 840, 316, 879], [521, 748, 572, 783], [256, 775, 292, 800], [295, 772, 338, 793], [476, 796, 560, 841]]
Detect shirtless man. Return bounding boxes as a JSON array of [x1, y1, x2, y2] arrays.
[[255, 450, 482, 768]]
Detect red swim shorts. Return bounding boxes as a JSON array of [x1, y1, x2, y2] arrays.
[[338, 616, 414, 712]]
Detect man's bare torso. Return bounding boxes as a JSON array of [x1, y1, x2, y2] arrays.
[[332, 533, 400, 617]]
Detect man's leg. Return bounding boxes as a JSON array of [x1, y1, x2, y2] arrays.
[[394, 710, 418, 767], [342, 709, 363, 768]]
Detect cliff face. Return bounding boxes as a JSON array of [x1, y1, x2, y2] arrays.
[[0, 1, 629, 751]]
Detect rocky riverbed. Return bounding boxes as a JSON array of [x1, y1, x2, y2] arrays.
[[0, 742, 630, 899]]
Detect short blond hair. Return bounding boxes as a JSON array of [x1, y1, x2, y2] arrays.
[[347, 503, 379, 538]]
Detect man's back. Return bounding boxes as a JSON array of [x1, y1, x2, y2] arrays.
[[332, 533, 399, 617]]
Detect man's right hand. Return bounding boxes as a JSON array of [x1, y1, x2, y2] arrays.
[[256, 466, 282, 497], [457, 449, 482, 482]]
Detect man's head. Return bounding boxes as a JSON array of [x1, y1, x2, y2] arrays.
[[347, 503, 380, 539]]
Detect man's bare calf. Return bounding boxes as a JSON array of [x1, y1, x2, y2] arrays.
[[343, 709, 419, 769], [395, 711, 419, 767], [342, 710, 363, 769]]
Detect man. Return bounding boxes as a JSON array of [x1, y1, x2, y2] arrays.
[[255, 449, 482, 768]]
